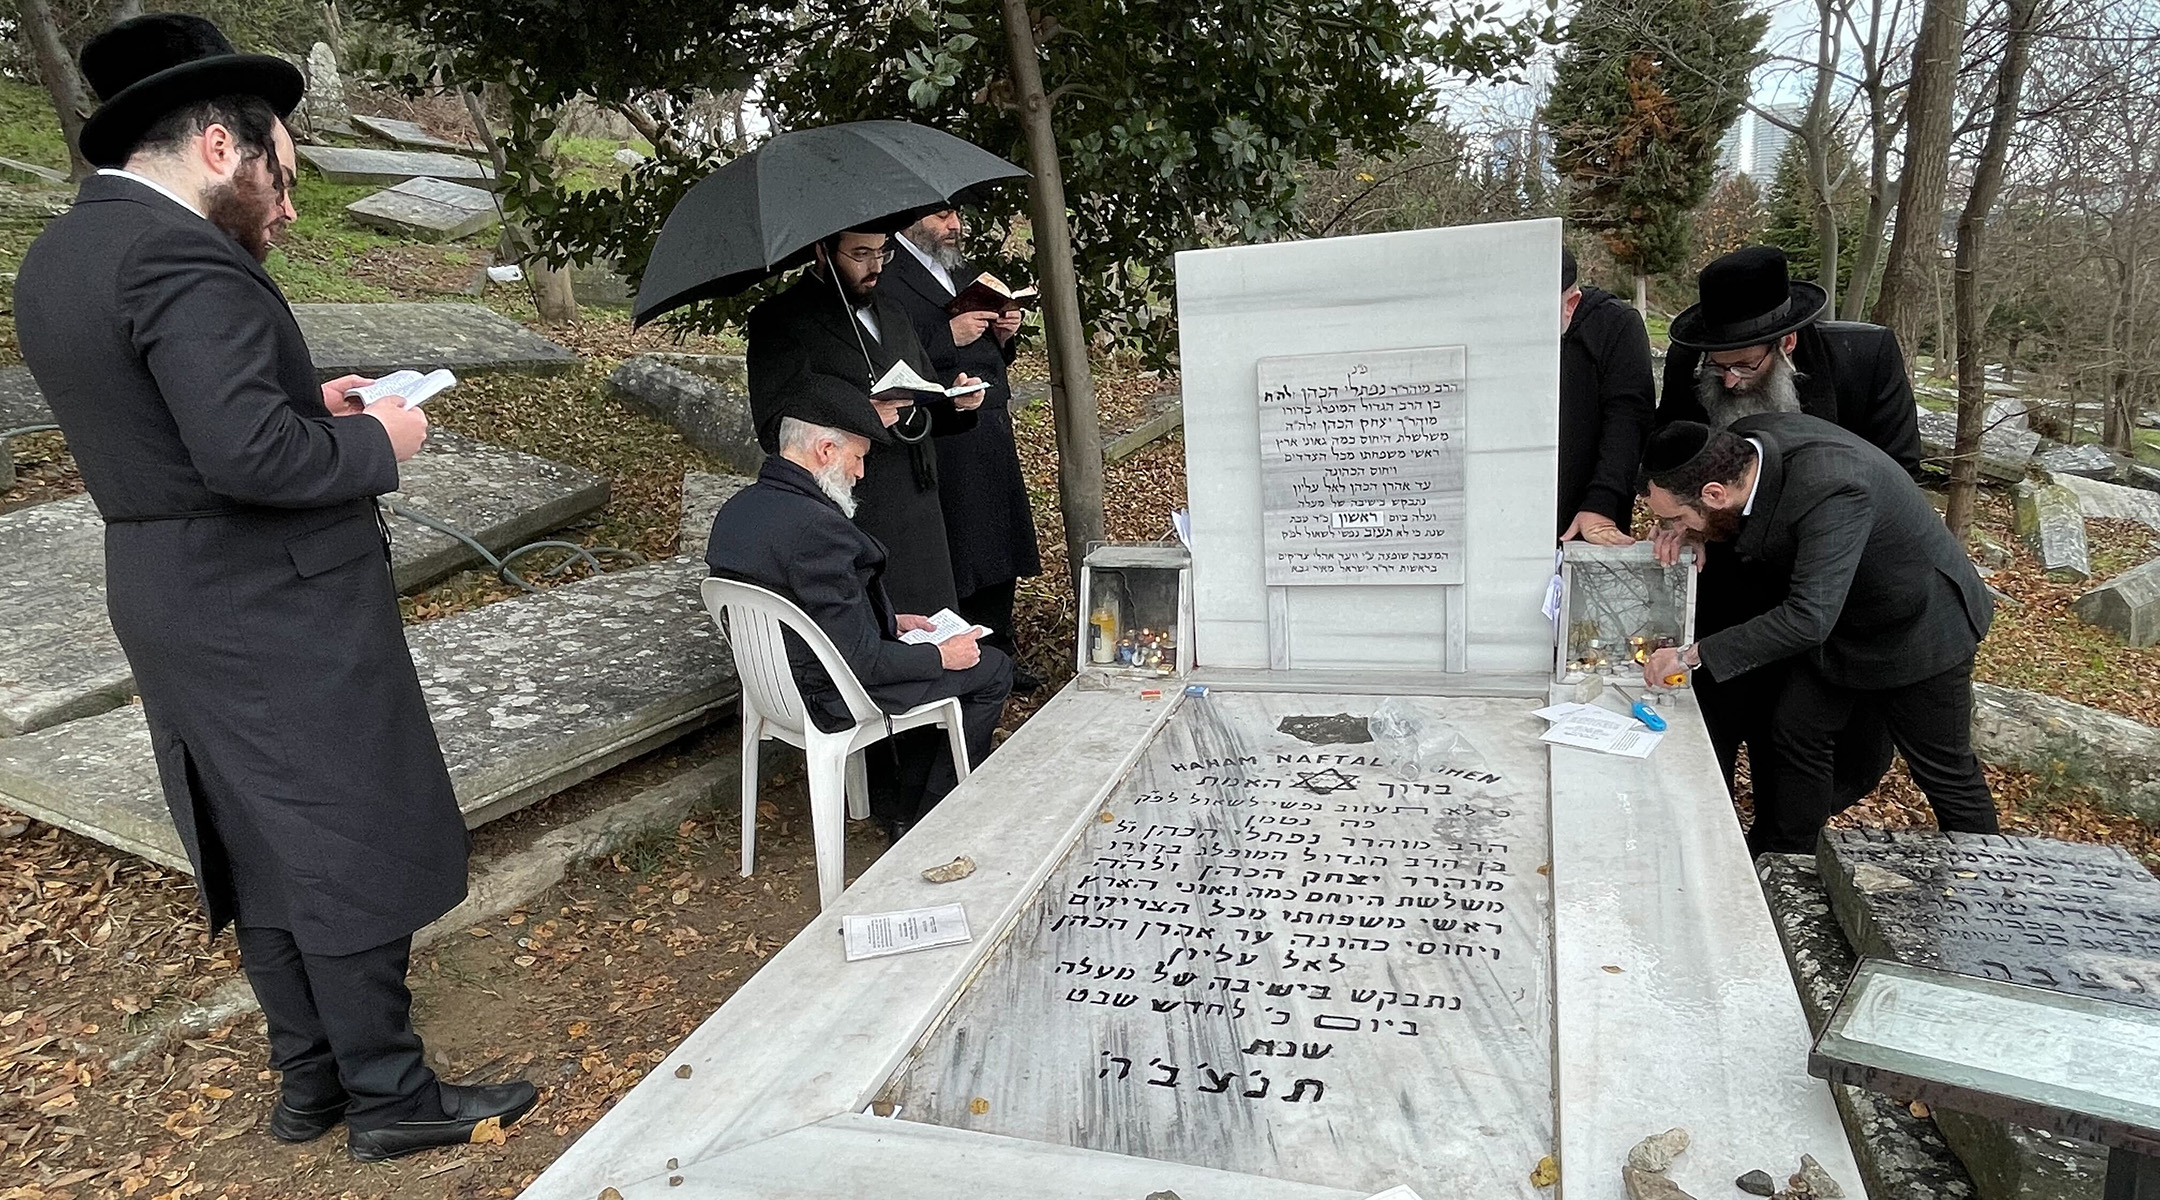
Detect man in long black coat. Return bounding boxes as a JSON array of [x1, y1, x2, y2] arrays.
[[706, 392, 1011, 836], [888, 209, 1045, 690], [1640, 416, 1998, 854], [1557, 247, 1655, 542], [746, 229, 981, 617], [13, 15, 533, 1162]]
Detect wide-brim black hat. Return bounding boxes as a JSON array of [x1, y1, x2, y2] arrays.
[[783, 376, 896, 446], [78, 14, 304, 168], [1669, 245, 1828, 352]]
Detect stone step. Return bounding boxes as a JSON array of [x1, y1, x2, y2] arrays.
[[351, 114, 487, 157], [0, 432, 607, 737], [297, 145, 497, 189], [0, 557, 733, 871], [346, 177, 501, 243]]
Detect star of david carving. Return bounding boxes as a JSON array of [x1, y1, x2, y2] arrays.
[[1292, 767, 1359, 795]]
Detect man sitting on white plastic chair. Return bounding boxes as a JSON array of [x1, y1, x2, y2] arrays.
[[705, 386, 1013, 843]]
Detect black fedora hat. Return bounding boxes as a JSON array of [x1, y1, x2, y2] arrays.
[[1668, 245, 1828, 352], [78, 14, 304, 168]]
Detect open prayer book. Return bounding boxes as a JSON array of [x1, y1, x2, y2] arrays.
[[899, 608, 993, 646], [870, 360, 990, 402], [945, 272, 1038, 317], [353, 368, 457, 410]]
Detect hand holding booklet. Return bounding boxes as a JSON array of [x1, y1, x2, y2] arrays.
[[870, 360, 990, 402], [900, 608, 993, 646], [945, 272, 1038, 317], [352, 368, 457, 410]]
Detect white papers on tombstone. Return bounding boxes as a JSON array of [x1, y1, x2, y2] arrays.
[[841, 904, 972, 962], [355, 368, 457, 410], [870, 360, 989, 401], [1537, 702, 1662, 758], [898, 608, 992, 646], [1362, 1188, 1431, 1200], [486, 264, 524, 283]]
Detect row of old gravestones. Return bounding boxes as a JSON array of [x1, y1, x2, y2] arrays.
[[1761, 828, 2160, 1200]]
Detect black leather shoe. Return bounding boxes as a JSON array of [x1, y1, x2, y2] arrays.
[[1012, 665, 1045, 694], [347, 1080, 539, 1163], [268, 1096, 348, 1143], [877, 816, 914, 846]]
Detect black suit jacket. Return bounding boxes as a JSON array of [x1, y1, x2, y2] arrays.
[[1696, 413, 1993, 690], [14, 174, 467, 955], [1559, 286, 1655, 531], [1660, 321, 1924, 480], [705, 455, 946, 731]]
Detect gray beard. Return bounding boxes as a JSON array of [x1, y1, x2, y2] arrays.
[[1696, 352, 1803, 428], [903, 228, 966, 272], [813, 458, 859, 518]]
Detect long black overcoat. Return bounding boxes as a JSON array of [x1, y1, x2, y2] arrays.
[[746, 272, 976, 615], [882, 247, 1042, 597], [1558, 286, 1656, 534], [14, 175, 467, 957]]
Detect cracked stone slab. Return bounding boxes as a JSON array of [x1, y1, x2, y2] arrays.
[[295, 303, 577, 378], [296, 145, 496, 188], [346, 177, 500, 243], [2049, 471, 2160, 534], [351, 114, 484, 156], [675, 471, 756, 559], [0, 557, 733, 870], [0, 433, 607, 737], [1970, 682, 2160, 823]]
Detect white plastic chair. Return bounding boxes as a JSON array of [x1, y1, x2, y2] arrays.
[[700, 577, 972, 909]]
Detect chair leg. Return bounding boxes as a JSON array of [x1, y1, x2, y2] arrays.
[[945, 704, 973, 785], [806, 737, 852, 910], [846, 751, 870, 822], [740, 714, 762, 879]]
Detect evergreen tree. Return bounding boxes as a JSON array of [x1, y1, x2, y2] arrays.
[[1761, 136, 1870, 303], [1544, 0, 1767, 308]]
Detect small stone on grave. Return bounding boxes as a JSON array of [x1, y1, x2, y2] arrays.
[[1625, 1127, 1691, 1173], [2073, 557, 2160, 646], [352, 114, 481, 156], [1736, 1169, 1777, 1196], [346, 177, 500, 243], [2011, 482, 2091, 581], [1790, 1154, 1844, 1197], [1916, 407, 2039, 484], [1621, 1165, 1698, 1200], [606, 355, 761, 475], [296, 145, 496, 189], [2035, 442, 2121, 481]]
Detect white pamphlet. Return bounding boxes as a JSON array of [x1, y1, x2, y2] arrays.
[[842, 904, 972, 962], [1538, 703, 1663, 758], [1362, 1188, 1430, 1200], [870, 360, 990, 400], [899, 608, 993, 646], [354, 368, 458, 410]]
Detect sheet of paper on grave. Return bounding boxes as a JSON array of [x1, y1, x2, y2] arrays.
[[888, 692, 1553, 1199], [1258, 346, 1468, 587]]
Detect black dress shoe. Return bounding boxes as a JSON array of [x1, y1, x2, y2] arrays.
[[347, 1080, 539, 1163], [268, 1096, 349, 1143], [1011, 665, 1045, 694], [877, 816, 914, 846]]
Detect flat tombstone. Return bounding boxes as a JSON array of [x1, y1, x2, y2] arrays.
[[294, 302, 577, 378], [352, 114, 482, 156], [2038, 443, 2122, 482], [346, 177, 500, 243], [1819, 829, 2160, 1007], [1916, 408, 2039, 484], [890, 691, 1553, 1197], [2052, 472, 2160, 534], [1258, 346, 1467, 587], [676, 471, 755, 559], [295, 145, 496, 189]]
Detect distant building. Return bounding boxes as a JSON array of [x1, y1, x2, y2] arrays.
[[1716, 104, 1808, 180]]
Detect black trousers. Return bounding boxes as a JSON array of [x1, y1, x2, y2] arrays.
[[867, 647, 1013, 823], [236, 926, 445, 1131], [1759, 659, 2000, 855], [956, 579, 1020, 661]]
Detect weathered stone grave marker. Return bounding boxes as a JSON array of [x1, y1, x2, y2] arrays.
[[675, 471, 755, 559], [1918, 407, 2040, 484], [2037, 443, 2123, 482], [2014, 481, 2093, 581], [2075, 558, 2160, 647], [296, 145, 496, 188], [606, 354, 761, 474], [2052, 471, 2160, 534], [353, 114, 482, 156], [346, 177, 500, 242], [296, 302, 577, 377]]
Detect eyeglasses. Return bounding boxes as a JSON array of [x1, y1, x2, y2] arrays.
[[836, 245, 896, 267], [1702, 344, 1778, 381]]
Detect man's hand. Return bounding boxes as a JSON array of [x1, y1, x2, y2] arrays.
[[896, 614, 935, 633], [951, 373, 985, 411], [871, 396, 913, 427], [1561, 511, 1634, 546], [1651, 524, 1699, 568], [949, 310, 997, 348], [321, 374, 374, 416], [1644, 645, 1687, 691], [938, 630, 982, 670], [992, 308, 1023, 343], [366, 402, 429, 462]]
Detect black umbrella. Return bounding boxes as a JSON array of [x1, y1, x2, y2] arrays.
[[631, 120, 1028, 326]]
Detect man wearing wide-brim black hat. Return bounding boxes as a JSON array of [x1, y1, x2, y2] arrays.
[[14, 13, 535, 1161], [1653, 246, 1924, 822]]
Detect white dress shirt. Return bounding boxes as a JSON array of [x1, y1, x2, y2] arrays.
[[896, 231, 958, 295], [97, 168, 205, 219]]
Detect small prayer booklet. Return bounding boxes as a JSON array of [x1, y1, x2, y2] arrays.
[[1536, 703, 1662, 759], [842, 904, 972, 962], [945, 272, 1038, 316], [869, 360, 990, 402], [354, 368, 457, 410], [899, 608, 993, 646]]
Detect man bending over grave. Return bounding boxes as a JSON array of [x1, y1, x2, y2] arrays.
[[706, 385, 1012, 844], [1638, 416, 1999, 855]]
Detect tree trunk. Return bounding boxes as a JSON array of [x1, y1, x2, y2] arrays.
[[1633, 273, 1649, 314], [22, 0, 96, 179], [1946, 0, 2042, 543], [462, 89, 579, 326], [1803, 0, 1842, 313], [1000, 0, 1104, 580], [1872, 0, 1967, 365], [320, 3, 344, 62]]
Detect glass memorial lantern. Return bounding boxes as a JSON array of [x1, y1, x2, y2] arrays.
[[1075, 544, 1193, 677], [1553, 541, 1698, 682]]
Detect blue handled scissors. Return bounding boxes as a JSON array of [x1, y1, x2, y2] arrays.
[[1611, 685, 1667, 732]]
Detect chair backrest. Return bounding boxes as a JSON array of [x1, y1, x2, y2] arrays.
[[700, 577, 884, 734]]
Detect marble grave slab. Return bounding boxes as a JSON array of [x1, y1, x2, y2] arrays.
[[297, 144, 496, 188], [0, 432, 608, 737], [888, 691, 1553, 1198], [0, 557, 731, 869], [296, 303, 577, 378], [346, 177, 501, 242]]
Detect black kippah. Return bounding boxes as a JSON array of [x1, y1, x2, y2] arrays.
[[1561, 246, 1578, 291], [1642, 421, 1713, 476]]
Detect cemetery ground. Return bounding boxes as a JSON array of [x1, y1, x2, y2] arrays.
[[0, 81, 2149, 1200]]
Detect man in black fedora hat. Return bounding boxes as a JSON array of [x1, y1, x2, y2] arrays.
[[1637, 416, 1998, 854], [14, 13, 535, 1161], [705, 384, 1012, 839], [1654, 246, 1923, 817]]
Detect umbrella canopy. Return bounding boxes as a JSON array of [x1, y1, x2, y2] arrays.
[[631, 120, 1028, 326]]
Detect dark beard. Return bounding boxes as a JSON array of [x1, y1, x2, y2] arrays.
[[1695, 351, 1802, 428], [203, 171, 278, 262], [1695, 503, 1745, 542]]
